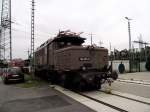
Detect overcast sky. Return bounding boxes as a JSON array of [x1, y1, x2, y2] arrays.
[[1, 0, 150, 59]]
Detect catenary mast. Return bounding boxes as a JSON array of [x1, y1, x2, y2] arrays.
[[1, 0, 12, 60]]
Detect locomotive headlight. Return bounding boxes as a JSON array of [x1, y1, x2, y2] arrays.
[[79, 57, 90, 61], [80, 58, 84, 61], [84, 57, 90, 61], [82, 66, 86, 71], [82, 74, 87, 79]]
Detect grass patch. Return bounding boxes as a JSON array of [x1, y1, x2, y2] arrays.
[[16, 74, 49, 88]]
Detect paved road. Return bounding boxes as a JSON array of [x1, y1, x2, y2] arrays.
[[111, 81, 150, 98], [118, 72, 150, 82], [0, 78, 95, 112], [106, 72, 150, 98]]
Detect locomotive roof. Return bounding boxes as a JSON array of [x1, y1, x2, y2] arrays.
[[52, 35, 85, 44], [52, 30, 85, 43], [36, 30, 85, 51], [36, 38, 52, 51]]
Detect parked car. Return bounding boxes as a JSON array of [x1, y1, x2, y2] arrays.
[[1, 67, 24, 84], [0, 68, 4, 76]]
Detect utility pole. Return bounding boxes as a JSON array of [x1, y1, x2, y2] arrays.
[[31, 0, 35, 73], [27, 49, 30, 60], [125, 17, 132, 72], [109, 42, 111, 54], [1, 0, 12, 61], [0, 28, 2, 59], [125, 17, 132, 51], [89, 33, 93, 46], [99, 41, 103, 47], [109, 42, 113, 71], [9, 0, 12, 60]]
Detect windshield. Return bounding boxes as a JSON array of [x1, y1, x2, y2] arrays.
[[8, 68, 22, 74]]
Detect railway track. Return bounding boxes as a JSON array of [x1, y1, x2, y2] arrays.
[[52, 85, 150, 112], [117, 78, 150, 86], [99, 90, 150, 105], [78, 92, 128, 112], [82, 90, 150, 112]]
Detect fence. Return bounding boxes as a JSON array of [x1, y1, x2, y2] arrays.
[[109, 60, 147, 73]]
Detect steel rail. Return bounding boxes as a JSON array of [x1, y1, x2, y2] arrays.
[[116, 79, 150, 86], [77, 92, 128, 112], [99, 90, 150, 106]]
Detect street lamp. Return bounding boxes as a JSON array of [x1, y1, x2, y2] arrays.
[[125, 17, 132, 50], [125, 17, 132, 72]]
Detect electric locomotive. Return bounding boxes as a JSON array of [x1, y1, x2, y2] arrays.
[[35, 30, 118, 90]]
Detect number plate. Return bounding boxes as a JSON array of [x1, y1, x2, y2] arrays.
[[13, 75, 19, 77]]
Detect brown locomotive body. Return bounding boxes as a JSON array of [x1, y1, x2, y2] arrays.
[[35, 31, 118, 90]]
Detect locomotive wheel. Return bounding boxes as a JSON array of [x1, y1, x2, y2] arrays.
[[71, 80, 81, 91], [49, 71, 59, 84], [75, 81, 86, 91], [94, 76, 102, 89], [95, 83, 101, 89], [59, 73, 70, 89], [59, 74, 66, 87]]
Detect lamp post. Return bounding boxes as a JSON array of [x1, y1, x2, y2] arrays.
[[125, 17, 132, 72]]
